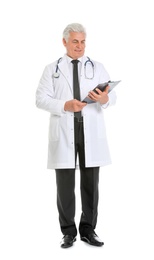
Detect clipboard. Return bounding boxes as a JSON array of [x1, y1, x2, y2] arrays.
[[82, 80, 121, 104]]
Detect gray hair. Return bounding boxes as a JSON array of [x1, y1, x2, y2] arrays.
[[63, 23, 86, 42]]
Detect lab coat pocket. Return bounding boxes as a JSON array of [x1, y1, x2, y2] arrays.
[[48, 116, 60, 141]]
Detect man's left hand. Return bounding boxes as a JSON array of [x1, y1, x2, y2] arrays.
[[88, 86, 109, 104]]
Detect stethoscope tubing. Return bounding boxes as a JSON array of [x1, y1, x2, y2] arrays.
[[53, 57, 94, 79]]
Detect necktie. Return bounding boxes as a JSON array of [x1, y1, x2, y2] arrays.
[[71, 60, 81, 119]]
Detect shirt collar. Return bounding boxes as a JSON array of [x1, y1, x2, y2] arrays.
[[65, 54, 83, 64]]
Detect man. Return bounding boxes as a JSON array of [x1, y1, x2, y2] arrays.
[[36, 23, 117, 248]]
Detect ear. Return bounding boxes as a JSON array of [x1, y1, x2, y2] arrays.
[[62, 38, 67, 47]]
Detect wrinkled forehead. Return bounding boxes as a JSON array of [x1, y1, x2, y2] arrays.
[[67, 31, 86, 42]]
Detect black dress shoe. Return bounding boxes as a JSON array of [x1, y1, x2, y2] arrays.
[[60, 235, 76, 248], [81, 232, 104, 247]]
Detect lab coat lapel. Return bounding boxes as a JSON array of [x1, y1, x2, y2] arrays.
[[58, 56, 89, 95], [58, 59, 73, 93]]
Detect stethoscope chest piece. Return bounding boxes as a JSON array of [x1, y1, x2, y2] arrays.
[[52, 72, 60, 78], [52, 57, 62, 78]]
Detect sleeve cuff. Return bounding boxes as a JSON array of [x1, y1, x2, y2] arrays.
[[101, 100, 110, 109]]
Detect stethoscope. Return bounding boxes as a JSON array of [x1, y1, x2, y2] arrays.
[[52, 57, 63, 78], [52, 57, 94, 79]]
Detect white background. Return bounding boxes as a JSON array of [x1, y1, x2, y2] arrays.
[[0, 0, 154, 259]]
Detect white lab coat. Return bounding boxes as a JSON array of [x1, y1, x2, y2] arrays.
[[36, 55, 117, 169]]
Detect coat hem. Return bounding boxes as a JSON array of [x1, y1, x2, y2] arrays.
[[47, 160, 112, 170]]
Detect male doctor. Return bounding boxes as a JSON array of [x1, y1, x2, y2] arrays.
[[36, 23, 117, 248]]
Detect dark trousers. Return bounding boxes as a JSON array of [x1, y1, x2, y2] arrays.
[[55, 119, 100, 237]]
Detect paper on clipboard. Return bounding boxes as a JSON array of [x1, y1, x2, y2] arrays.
[[82, 80, 121, 104]]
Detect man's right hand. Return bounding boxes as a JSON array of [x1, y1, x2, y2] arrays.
[[64, 99, 87, 112]]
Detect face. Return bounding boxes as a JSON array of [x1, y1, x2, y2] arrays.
[[63, 32, 86, 59]]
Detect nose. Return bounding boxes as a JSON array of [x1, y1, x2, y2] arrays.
[[76, 42, 82, 48]]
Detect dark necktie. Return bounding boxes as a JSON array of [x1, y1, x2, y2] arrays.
[[71, 60, 81, 119]]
